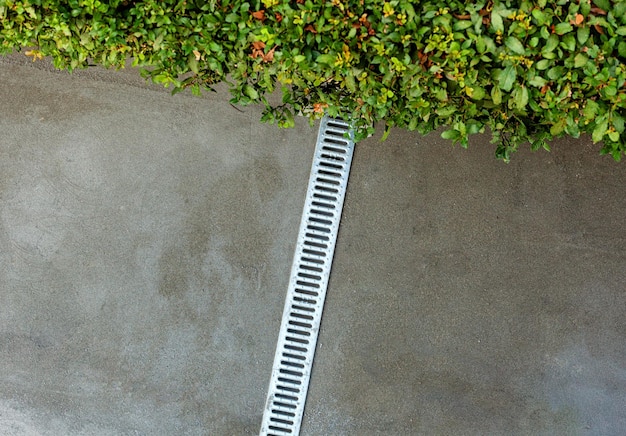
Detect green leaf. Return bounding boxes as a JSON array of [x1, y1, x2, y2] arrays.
[[583, 100, 599, 121], [453, 20, 473, 31], [469, 86, 486, 100], [244, 84, 259, 100], [513, 85, 529, 110], [188, 56, 199, 74], [381, 124, 392, 141], [441, 129, 460, 140], [532, 10, 547, 26], [316, 54, 335, 64], [535, 59, 550, 70], [528, 76, 547, 87], [608, 131, 620, 142], [577, 26, 590, 45], [594, 0, 610, 10], [543, 34, 559, 53], [574, 53, 588, 68], [505, 37, 525, 55], [561, 35, 576, 52], [592, 119, 608, 143], [491, 85, 502, 105], [554, 22, 573, 35], [497, 65, 517, 92], [550, 118, 566, 135], [491, 11, 504, 32]]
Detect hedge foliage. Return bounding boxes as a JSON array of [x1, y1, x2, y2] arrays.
[[1, 0, 626, 160]]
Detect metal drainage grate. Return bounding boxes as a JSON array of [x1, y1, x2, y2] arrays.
[[260, 116, 355, 436]]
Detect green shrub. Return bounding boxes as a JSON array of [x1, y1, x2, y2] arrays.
[[1, 0, 626, 161]]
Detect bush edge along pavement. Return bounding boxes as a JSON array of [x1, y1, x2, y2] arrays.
[[2, 0, 626, 161]]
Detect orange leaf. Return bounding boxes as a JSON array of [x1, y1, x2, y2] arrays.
[[304, 24, 318, 34], [313, 102, 328, 113], [251, 10, 266, 21], [262, 47, 276, 63], [252, 41, 266, 50], [571, 13, 584, 25]]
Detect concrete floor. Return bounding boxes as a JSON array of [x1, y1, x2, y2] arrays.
[[1, 55, 625, 435]]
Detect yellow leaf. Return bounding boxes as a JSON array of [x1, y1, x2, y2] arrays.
[[25, 50, 43, 61]]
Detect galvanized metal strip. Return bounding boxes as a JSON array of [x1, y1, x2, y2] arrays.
[[260, 116, 354, 436]]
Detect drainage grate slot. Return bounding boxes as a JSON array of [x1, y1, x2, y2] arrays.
[[327, 120, 348, 129], [291, 305, 315, 313], [303, 239, 327, 249], [310, 209, 334, 218], [282, 352, 306, 361], [297, 274, 321, 283], [286, 328, 310, 337], [311, 203, 335, 212], [306, 225, 330, 234], [273, 401, 298, 409], [318, 170, 343, 179], [283, 352, 306, 360], [319, 161, 343, 170], [290, 311, 314, 319], [309, 216, 333, 224], [312, 192, 337, 201], [320, 153, 345, 162], [322, 130, 346, 143], [272, 409, 296, 418], [269, 426, 292, 434], [285, 336, 308, 345], [288, 320, 312, 329], [275, 393, 298, 402], [293, 297, 317, 306], [315, 177, 340, 186], [280, 360, 305, 370], [302, 248, 326, 257], [300, 256, 324, 265], [261, 116, 354, 436], [295, 279, 320, 288], [284, 344, 307, 353], [276, 385, 300, 393], [277, 377, 301, 386], [314, 185, 339, 194], [279, 368, 304, 377], [322, 141, 346, 154], [270, 417, 295, 426], [323, 137, 349, 146], [300, 263, 324, 272], [305, 233, 329, 242]]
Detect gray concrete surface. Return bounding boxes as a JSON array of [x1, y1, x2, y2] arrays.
[[1, 54, 625, 435]]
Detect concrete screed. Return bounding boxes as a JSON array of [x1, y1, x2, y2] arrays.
[[0, 55, 625, 435]]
